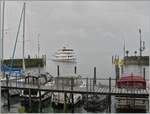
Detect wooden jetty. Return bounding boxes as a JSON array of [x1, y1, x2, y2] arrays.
[[1, 77, 149, 113]]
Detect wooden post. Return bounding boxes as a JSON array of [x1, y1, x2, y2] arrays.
[[108, 77, 111, 113], [64, 92, 67, 113], [57, 65, 60, 77], [143, 68, 145, 80], [86, 78, 88, 109], [121, 65, 123, 75], [115, 65, 119, 84], [90, 78, 91, 92], [93, 67, 96, 91], [38, 64, 40, 73], [74, 66, 77, 74], [38, 80, 42, 113], [39, 90, 42, 112], [29, 89, 31, 107], [71, 78, 74, 113], [6, 74, 10, 111]]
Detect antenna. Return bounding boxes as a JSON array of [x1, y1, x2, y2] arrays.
[[139, 28, 142, 57], [123, 40, 126, 57], [37, 33, 40, 58], [139, 28, 145, 57]]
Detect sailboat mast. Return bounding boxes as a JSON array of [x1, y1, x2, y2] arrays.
[[22, 2, 26, 71], [1, 0, 5, 62]]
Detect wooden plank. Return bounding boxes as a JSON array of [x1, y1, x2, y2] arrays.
[[111, 87, 115, 93], [101, 87, 105, 93], [115, 88, 118, 94], [98, 87, 103, 93]]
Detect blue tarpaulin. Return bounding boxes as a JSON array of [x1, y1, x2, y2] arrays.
[[1, 65, 23, 76]]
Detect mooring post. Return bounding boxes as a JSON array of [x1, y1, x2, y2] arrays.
[[39, 90, 42, 112], [29, 89, 31, 107], [57, 65, 60, 77], [121, 65, 124, 75], [38, 64, 40, 73], [64, 92, 67, 113], [93, 67, 96, 91], [6, 74, 10, 111], [90, 78, 91, 92], [74, 66, 77, 74], [115, 65, 119, 85], [38, 80, 42, 113], [71, 78, 74, 113], [143, 68, 145, 80], [108, 77, 111, 113], [86, 78, 89, 109]]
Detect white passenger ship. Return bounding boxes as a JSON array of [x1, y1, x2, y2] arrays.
[[52, 47, 76, 62]]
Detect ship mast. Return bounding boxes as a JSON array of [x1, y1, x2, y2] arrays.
[[22, 3, 26, 71], [0, 0, 5, 69], [139, 29, 142, 57]]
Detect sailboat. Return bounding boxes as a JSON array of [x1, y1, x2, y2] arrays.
[[1, 2, 26, 81]]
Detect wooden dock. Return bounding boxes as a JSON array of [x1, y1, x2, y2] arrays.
[[1, 77, 149, 113], [1, 77, 149, 97]]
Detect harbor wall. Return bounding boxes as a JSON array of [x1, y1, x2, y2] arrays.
[[3, 57, 46, 68]]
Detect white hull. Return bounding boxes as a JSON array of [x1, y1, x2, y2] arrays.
[[51, 93, 82, 105], [115, 97, 148, 111], [52, 58, 76, 62]]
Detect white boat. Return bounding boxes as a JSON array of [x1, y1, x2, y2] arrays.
[[51, 74, 83, 107], [52, 47, 76, 62], [115, 74, 148, 112], [20, 72, 53, 103]]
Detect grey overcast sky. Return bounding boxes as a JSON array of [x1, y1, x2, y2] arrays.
[[2, 1, 150, 59]]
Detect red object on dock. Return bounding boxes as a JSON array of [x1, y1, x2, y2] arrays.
[[117, 73, 146, 89]]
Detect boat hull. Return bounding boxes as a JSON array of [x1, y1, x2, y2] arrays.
[[52, 58, 76, 63]]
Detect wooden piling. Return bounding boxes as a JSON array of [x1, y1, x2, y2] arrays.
[[29, 89, 31, 107], [71, 78, 74, 113], [115, 65, 120, 84], [6, 74, 10, 111], [93, 67, 96, 85], [39, 90, 42, 112], [143, 68, 145, 80], [64, 92, 67, 113], [57, 65, 60, 77], [86, 78, 89, 109], [38, 79, 42, 113], [120, 65, 124, 75], [108, 77, 111, 113], [74, 66, 77, 74]]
